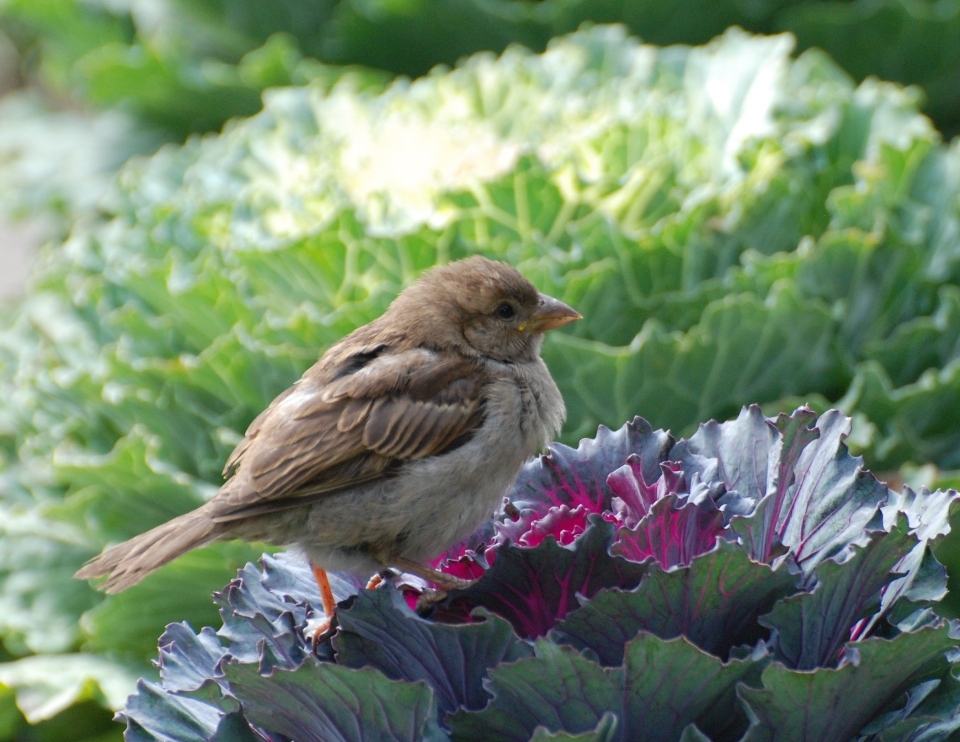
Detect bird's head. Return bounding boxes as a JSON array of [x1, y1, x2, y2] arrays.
[[388, 256, 581, 362]]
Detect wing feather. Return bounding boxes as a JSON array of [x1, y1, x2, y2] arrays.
[[209, 347, 485, 521], [337, 398, 372, 433]]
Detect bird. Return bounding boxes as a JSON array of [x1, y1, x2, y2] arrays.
[[75, 256, 581, 633]]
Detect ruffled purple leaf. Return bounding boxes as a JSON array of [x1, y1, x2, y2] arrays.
[[727, 410, 887, 572], [679, 406, 891, 570], [496, 504, 592, 548], [430, 550, 490, 582], [121, 551, 368, 741], [611, 495, 724, 568], [882, 485, 960, 543], [557, 541, 798, 665], [850, 545, 946, 644], [606, 456, 659, 526], [781, 411, 889, 569], [672, 406, 818, 523], [215, 565, 305, 670], [122, 568, 317, 742], [606, 457, 703, 527], [213, 551, 358, 668], [432, 518, 645, 639], [429, 520, 498, 569], [507, 417, 672, 513], [841, 486, 960, 643]]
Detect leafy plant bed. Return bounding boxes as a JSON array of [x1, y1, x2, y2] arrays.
[[6, 25, 960, 731], [125, 407, 960, 742]]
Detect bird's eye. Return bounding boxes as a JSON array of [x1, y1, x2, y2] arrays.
[[494, 303, 516, 320]]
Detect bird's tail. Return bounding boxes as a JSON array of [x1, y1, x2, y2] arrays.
[[74, 506, 219, 593]]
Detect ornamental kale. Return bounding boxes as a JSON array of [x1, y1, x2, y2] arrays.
[[124, 407, 960, 742]]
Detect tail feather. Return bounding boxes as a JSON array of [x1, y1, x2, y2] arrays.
[[75, 508, 219, 593]]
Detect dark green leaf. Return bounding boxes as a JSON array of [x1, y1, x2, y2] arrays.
[[738, 625, 958, 742], [448, 642, 618, 742], [225, 661, 444, 742], [557, 541, 797, 664], [449, 634, 760, 742], [526, 712, 619, 741], [334, 587, 533, 715], [760, 524, 916, 669]]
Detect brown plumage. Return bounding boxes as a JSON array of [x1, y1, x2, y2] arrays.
[[75, 256, 580, 606]]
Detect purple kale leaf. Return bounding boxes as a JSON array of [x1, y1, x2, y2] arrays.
[[610, 496, 724, 568], [495, 503, 592, 548], [431, 518, 646, 639], [673, 406, 819, 525], [507, 417, 673, 513], [726, 409, 887, 572]]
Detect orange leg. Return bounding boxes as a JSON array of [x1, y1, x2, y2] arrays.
[[310, 564, 337, 642], [365, 573, 384, 591]]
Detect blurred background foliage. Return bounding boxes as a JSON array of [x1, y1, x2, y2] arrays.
[[1, 1, 960, 741], [2, 0, 960, 141]]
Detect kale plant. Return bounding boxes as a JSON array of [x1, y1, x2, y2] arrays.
[[3, 0, 958, 238], [124, 407, 960, 742]]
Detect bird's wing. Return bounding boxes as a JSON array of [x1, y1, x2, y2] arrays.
[[210, 347, 485, 520]]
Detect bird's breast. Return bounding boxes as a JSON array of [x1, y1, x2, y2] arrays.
[[384, 363, 563, 559]]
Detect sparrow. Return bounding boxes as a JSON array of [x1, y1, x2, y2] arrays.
[[75, 256, 581, 631]]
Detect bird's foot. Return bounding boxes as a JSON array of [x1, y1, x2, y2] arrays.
[[415, 588, 449, 613], [305, 614, 333, 644], [365, 568, 397, 591], [392, 557, 476, 592]]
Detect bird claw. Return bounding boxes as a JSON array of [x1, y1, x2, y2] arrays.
[[305, 615, 333, 643], [415, 588, 449, 613], [365, 568, 397, 591], [427, 573, 473, 591]]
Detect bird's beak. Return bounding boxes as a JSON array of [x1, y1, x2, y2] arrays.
[[526, 293, 582, 333]]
